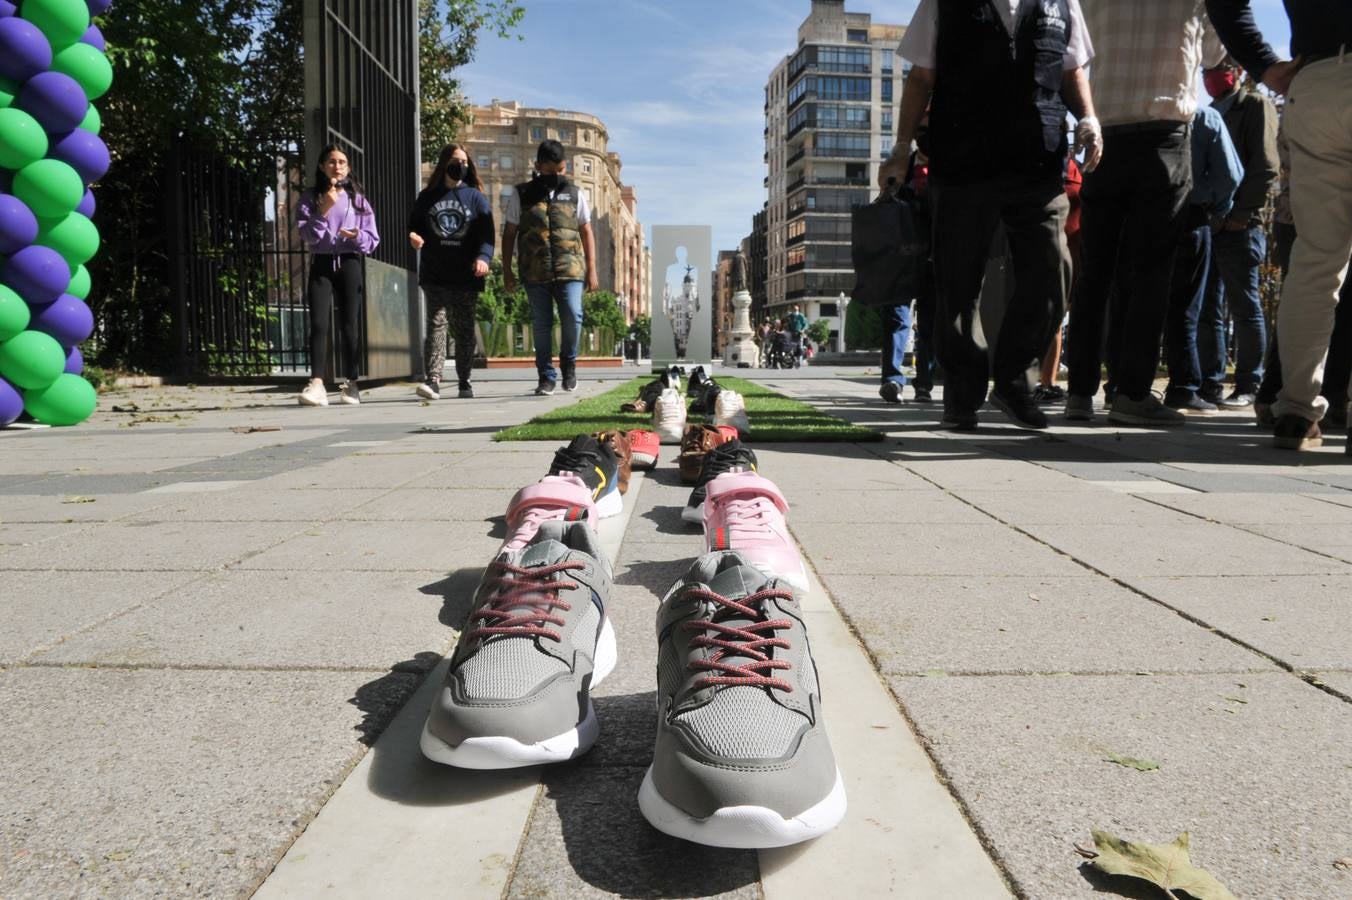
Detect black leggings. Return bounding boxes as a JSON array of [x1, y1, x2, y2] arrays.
[[307, 255, 364, 381]]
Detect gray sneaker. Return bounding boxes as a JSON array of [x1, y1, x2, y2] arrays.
[[1108, 393, 1186, 427], [1064, 394, 1094, 421], [420, 520, 616, 769], [638, 551, 845, 848]]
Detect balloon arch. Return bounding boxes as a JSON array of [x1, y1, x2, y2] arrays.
[[0, 0, 111, 426]]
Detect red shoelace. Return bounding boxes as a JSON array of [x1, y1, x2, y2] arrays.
[[681, 587, 794, 691], [466, 560, 584, 643]]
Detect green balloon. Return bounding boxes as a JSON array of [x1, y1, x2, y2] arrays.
[[24, 372, 97, 425], [21, 0, 91, 50], [0, 285, 31, 342], [67, 264, 91, 300], [14, 159, 84, 219], [36, 211, 100, 269], [0, 108, 49, 171], [79, 103, 101, 135], [0, 329, 66, 390], [51, 42, 113, 100], [0, 76, 17, 110]]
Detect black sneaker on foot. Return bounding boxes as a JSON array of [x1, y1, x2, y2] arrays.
[[941, 408, 978, 431], [562, 375, 577, 392], [1272, 414, 1322, 450], [535, 379, 557, 396], [912, 387, 932, 403], [1164, 391, 1218, 414], [1033, 384, 1066, 404], [878, 381, 901, 404], [990, 388, 1049, 430], [458, 382, 474, 399]]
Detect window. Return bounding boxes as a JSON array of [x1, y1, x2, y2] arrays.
[[580, 157, 593, 175], [581, 130, 590, 144], [882, 50, 894, 73], [805, 217, 852, 241], [881, 110, 893, 132], [881, 78, 893, 103], [805, 244, 853, 268], [813, 131, 871, 158], [814, 76, 870, 102], [817, 46, 871, 73], [787, 218, 806, 241], [847, 29, 868, 43], [478, 155, 490, 168], [530, 126, 544, 141], [499, 156, 514, 169], [560, 130, 574, 143], [787, 245, 806, 268], [820, 303, 838, 317]]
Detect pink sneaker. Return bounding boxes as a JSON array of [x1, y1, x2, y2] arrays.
[[502, 473, 598, 552], [703, 470, 809, 592], [627, 429, 660, 470]]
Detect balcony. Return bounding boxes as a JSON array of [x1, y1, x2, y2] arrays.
[[786, 147, 806, 168], [787, 175, 806, 194], [787, 232, 806, 247], [810, 176, 869, 187]]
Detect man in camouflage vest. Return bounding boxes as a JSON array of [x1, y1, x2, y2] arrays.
[[503, 140, 600, 395]]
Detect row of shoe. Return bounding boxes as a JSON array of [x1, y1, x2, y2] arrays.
[[419, 433, 843, 848], [299, 380, 362, 407], [622, 366, 751, 443]]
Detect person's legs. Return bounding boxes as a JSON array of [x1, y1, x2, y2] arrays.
[[1068, 154, 1132, 400], [879, 304, 910, 386], [1212, 225, 1268, 395], [306, 263, 336, 383], [1273, 60, 1352, 426], [450, 289, 478, 389], [929, 180, 1003, 418], [526, 283, 558, 384], [1164, 214, 1210, 402], [913, 261, 937, 394], [336, 256, 365, 382], [993, 178, 1069, 398], [555, 280, 584, 385], [423, 286, 450, 384]]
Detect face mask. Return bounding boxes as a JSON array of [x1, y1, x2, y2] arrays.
[[538, 172, 561, 190], [915, 131, 931, 157], [446, 161, 466, 182], [1204, 69, 1238, 99]]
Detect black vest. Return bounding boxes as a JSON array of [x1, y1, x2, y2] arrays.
[[930, 0, 1070, 185]]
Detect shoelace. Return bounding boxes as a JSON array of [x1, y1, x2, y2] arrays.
[[550, 447, 594, 475], [681, 586, 794, 691], [504, 507, 566, 551], [717, 494, 781, 545], [466, 560, 584, 642]]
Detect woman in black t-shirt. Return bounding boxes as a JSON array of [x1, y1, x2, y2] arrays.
[[409, 144, 495, 399]]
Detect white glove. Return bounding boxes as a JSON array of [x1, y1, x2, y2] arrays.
[[1074, 116, 1103, 173]]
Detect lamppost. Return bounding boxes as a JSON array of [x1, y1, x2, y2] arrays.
[[837, 291, 850, 354]]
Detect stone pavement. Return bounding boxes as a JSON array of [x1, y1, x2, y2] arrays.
[[1, 366, 1350, 899]]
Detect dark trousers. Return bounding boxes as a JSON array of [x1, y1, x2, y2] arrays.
[[1068, 126, 1190, 400], [913, 259, 938, 392], [1164, 207, 1212, 397], [1202, 225, 1268, 392], [307, 254, 364, 381], [929, 175, 1070, 414]]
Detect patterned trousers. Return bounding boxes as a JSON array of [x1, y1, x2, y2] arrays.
[[423, 286, 479, 387]]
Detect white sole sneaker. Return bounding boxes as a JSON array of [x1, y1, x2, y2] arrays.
[[681, 502, 704, 525], [636, 767, 847, 849], [595, 487, 623, 519], [749, 559, 810, 593]]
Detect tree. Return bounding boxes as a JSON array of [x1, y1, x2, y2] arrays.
[[806, 318, 832, 347], [419, 0, 525, 161], [582, 291, 626, 335], [630, 314, 651, 348]]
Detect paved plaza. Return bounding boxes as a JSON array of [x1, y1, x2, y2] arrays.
[[2, 366, 1351, 898]]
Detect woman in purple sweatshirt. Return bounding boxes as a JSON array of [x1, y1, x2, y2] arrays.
[[295, 145, 380, 407]]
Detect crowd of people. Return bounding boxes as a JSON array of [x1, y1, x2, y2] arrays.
[[754, 308, 813, 369], [874, 0, 1351, 453]]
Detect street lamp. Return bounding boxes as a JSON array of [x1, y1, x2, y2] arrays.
[[837, 291, 849, 354]]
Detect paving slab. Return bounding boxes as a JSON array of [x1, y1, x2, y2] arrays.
[[0, 521, 97, 546], [34, 569, 457, 670], [786, 487, 989, 524], [338, 487, 509, 523], [1125, 575, 1352, 669], [950, 489, 1198, 525], [0, 492, 172, 523], [901, 457, 1101, 491], [820, 575, 1268, 675], [792, 520, 1087, 577], [1141, 491, 1352, 524], [236, 521, 500, 572], [0, 521, 302, 572], [1235, 522, 1352, 563], [1314, 671, 1352, 698], [396, 459, 557, 490], [0, 666, 411, 899], [255, 454, 453, 490], [888, 672, 1352, 899], [124, 488, 386, 523]]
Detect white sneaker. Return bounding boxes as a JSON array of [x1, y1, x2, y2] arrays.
[[416, 380, 440, 401], [713, 390, 749, 434], [653, 388, 687, 444], [339, 380, 361, 405], [299, 382, 328, 407]]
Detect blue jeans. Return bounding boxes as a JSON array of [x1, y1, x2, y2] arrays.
[[1201, 225, 1267, 392], [1164, 214, 1211, 397], [526, 281, 583, 383], [880, 304, 912, 386]]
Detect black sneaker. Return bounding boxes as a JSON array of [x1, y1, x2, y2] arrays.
[[989, 388, 1048, 430], [458, 382, 474, 399], [662, 365, 683, 393], [681, 439, 758, 526], [1032, 384, 1066, 405], [535, 379, 557, 396], [692, 379, 722, 414], [686, 365, 709, 398], [549, 435, 622, 518], [416, 380, 441, 401], [878, 381, 901, 404], [942, 408, 978, 431], [912, 387, 933, 403], [562, 375, 578, 392], [1164, 390, 1217, 414]]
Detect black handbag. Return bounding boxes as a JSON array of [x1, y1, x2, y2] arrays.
[[850, 189, 928, 307]]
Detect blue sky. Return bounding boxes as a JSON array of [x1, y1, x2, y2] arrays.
[[460, 0, 1293, 254]]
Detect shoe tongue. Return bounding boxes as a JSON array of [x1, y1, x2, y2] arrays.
[[707, 562, 770, 600], [521, 520, 573, 567]]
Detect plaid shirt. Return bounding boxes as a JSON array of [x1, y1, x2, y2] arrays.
[[1080, 0, 1227, 127]]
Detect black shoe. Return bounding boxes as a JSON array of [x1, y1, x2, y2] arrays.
[[912, 387, 933, 403], [686, 365, 709, 398], [562, 374, 578, 392], [681, 439, 758, 525], [941, 408, 978, 431], [662, 365, 683, 392], [1164, 391, 1218, 414], [1032, 384, 1066, 405], [1198, 385, 1224, 405], [458, 382, 473, 399], [534, 379, 557, 396], [1272, 415, 1322, 450], [692, 379, 722, 414], [989, 389, 1049, 430], [1221, 388, 1256, 409], [879, 381, 901, 404], [549, 435, 620, 507]]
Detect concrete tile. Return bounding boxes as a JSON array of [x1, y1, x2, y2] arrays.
[[1146, 492, 1352, 524], [0, 521, 95, 545], [0, 521, 301, 572], [0, 571, 203, 663], [397, 461, 552, 490], [126, 489, 386, 523], [0, 493, 172, 523], [823, 575, 1267, 675], [0, 666, 412, 899], [1126, 575, 1352, 670], [506, 765, 761, 899], [1314, 671, 1352, 697], [256, 454, 450, 489], [1020, 522, 1352, 576], [1236, 522, 1352, 563], [612, 541, 702, 597], [35, 570, 457, 670], [792, 521, 1087, 576], [789, 488, 988, 524], [340, 488, 508, 523], [899, 457, 1098, 491], [890, 672, 1352, 900], [951, 490, 1195, 525], [236, 522, 499, 572]]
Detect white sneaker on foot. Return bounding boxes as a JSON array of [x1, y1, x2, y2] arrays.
[[299, 382, 328, 407]]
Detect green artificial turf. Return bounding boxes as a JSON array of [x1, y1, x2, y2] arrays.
[[494, 375, 882, 442]]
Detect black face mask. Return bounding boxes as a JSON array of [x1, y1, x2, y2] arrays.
[[446, 161, 466, 182], [915, 131, 930, 157], [538, 172, 561, 190]]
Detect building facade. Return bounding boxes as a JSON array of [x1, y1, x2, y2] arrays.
[[457, 100, 650, 321], [764, 1, 905, 345], [743, 207, 769, 327]]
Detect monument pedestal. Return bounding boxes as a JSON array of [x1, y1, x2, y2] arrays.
[[723, 289, 759, 368]]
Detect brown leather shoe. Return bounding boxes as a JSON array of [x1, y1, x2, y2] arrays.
[[1272, 414, 1322, 450], [594, 429, 633, 494], [678, 424, 732, 484], [620, 399, 648, 413]]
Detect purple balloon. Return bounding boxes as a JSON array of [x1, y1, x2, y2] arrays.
[[16, 72, 88, 135], [49, 128, 109, 183], [4, 244, 70, 305], [86, 0, 112, 15], [30, 294, 94, 345], [76, 187, 95, 218], [0, 17, 51, 83], [64, 343, 83, 374], [0, 192, 39, 255], [80, 23, 105, 51], [0, 375, 22, 426], [0, 1, 17, 18]]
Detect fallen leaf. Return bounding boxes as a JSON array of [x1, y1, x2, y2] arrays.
[[111, 403, 140, 413], [104, 849, 134, 861], [61, 496, 96, 504], [1105, 752, 1160, 772], [1028, 592, 1041, 602], [1333, 857, 1351, 870], [230, 425, 282, 434], [1082, 830, 1236, 900], [1222, 696, 1248, 705], [1261, 616, 1277, 622]]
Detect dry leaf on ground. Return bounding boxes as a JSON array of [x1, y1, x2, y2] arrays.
[[1104, 752, 1160, 772], [1076, 830, 1235, 900]]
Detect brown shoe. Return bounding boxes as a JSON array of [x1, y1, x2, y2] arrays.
[[1272, 414, 1322, 450], [594, 429, 633, 494], [678, 424, 733, 484], [620, 400, 648, 413]]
